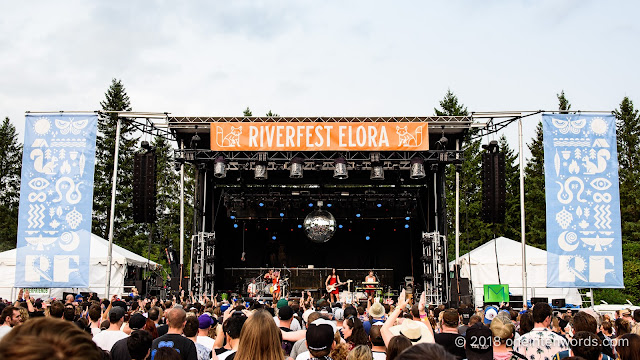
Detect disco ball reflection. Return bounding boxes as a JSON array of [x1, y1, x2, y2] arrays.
[[303, 210, 337, 243]]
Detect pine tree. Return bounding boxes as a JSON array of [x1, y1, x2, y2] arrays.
[[557, 90, 571, 113], [92, 79, 142, 251], [495, 135, 521, 240], [243, 107, 252, 117], [438, 90, 491, 259], [0, 117, 23, 251], [151, 135, 195, 267], [524, 122, 547, 249]]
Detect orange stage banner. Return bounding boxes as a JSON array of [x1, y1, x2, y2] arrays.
[[210, 122, 429, 151]]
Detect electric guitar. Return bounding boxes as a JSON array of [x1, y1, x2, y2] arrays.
[[326, 280, 353, 293]]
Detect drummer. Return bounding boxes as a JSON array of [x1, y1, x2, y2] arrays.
[[365, 270, 377, 301]]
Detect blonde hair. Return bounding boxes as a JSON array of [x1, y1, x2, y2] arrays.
[[0, 317, 103, 360], [234, 310, 284, 360], [330, 342, 350, 360], [347, 345, 373, 360], [490, 316, 515, 342]]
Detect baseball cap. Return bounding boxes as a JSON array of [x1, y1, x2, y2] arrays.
[[484, 306, 498, 325], [198, 314, 213, 329], [129, 313, 146, 330], [278, 306, 293, 321], [277, 298, 288, 309], [75, 294, 83, 302], [109, 307, 125, 322], [465, 323, 493, 360], [307, 319, 337, 351]]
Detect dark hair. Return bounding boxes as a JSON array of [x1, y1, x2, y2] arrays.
[[469, 314, 482, 326], [615, 318, 632, 336], [344, 305, 357, 319], [88, 305, 101, 322], [396, 342, 455, 360], [532, 303, 552, 323], [128, 330, 152, 359], [345, 316, 369, 346], [410, 305, 420, 318], [617, 333, 640, 360], [148, 307, 160, 321], [601, 320, 612, 334], [0, 306, 17, 325], [570, 331, 601, 360], [154, 347, 181, 360], [63, 305, 76, 321], [224, 314, 247, 339], [184, 316, 199, 337], [386, 335, 412, 360], [49, 301, 65, 318], [519, 311, 534, 335], [369, 325, 385, 346], [572, 312, 597, 333], [357, 307, 365, 316]]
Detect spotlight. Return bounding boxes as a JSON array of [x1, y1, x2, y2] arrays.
[[333, 156, 348, 179], [290, 157, 304, 179], [365, 236, 371, 241], [254, 163, 268, 180], [405, 216, 410, 221], [377, 203, 382, 208], [308, 203, 314, 207], [214, 155, 226, 178], [279, 212, 284, 217], [410, 157, 426, 179], [404, 224, 410, 228], [339, 224, 343, 228], [233, 223, 238, 228], [272, 235, 277, 240], [327, 203, 332, 208], [298, 224, 302, 229], [259, 202, 264, 207], [370, 164, 384, 180], [230, 215, 236, 220], [356, 213, 361, 218]]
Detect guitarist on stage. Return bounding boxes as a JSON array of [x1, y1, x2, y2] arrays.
[[325, 268, 342, 303]]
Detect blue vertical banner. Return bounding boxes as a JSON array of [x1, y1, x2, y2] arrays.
[[544, 114, 623, 288], [15, 114, 98, 288]]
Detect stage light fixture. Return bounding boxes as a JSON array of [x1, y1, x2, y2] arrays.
[[405, 216, 410, 221], [230, 215, 236, 220], [214, 156, 227, 178], [279, 212, 284, 217], [404, 224, 410, 228], [370, 164, 384, 180], [410, 157, 426, 179], [365, 236, 371, 241], [298, 224, 302, 229], [272, 235, 277, 240], [356, 213, 361, 218], [308, 203, 314, 207], [290, 157, 304, 178], [254, 163, 268, 180], [233, 223, 238, 228], [259, 202, 264, 207], [377, 203, 382, 208], [326, 203, 332, 208], [333, 156, 348, 179]]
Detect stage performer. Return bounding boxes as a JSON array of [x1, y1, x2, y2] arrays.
[[365, 270, 377, 301], [271, 270, 281, 300], [325, 268, 342, 303], [264, 269, 274, 282], [247, 279, 257, 297]]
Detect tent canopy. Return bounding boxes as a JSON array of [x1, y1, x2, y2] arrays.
[[450, 237, 582, 307], [0, 233, 159, 269]]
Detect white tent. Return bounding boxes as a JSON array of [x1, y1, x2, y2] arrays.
[[0, 234, 159, 300], [450, 237, 582, 307]]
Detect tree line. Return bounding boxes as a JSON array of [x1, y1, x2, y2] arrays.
[[0, 83, 638, 303]]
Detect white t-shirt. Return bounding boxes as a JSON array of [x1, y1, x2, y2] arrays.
[[218, 349, 237, 360], [197, 335, 215, 351], [93, 330, 128, 351], [0, 326, 12, 341], [90, 327, 102, 336], [372, 351, 386, 360], [296, 351, 311, 360]]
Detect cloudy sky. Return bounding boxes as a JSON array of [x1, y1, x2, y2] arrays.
[[2, 0, 638, 153]]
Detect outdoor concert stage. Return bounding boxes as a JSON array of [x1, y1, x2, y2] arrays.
[[168, 116, 472, 304]]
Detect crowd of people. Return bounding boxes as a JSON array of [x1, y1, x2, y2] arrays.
[[0, 288, 639, 360]]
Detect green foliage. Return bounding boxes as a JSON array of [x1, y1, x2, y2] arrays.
[[243, 107, 252, 117], [266, 110, 279, 117], [0, 117, 22, 251], [92, 79, 144, 251], [557, 90, 571, 113], [494, 135, 522, 240], [524, 122, 546, 249]]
